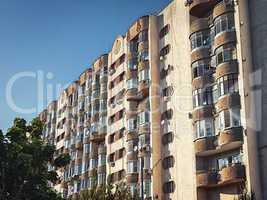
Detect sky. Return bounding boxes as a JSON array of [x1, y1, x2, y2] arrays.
[[0, 0, 171, 132]]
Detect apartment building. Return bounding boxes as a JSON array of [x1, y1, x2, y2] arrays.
[[39, 0, 267, 199]]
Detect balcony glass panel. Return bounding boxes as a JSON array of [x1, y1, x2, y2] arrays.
[[127, 160, 139, 173], [127, 78, 138, 90], [193, 87, 213, 108], [195, 118, 215, 138], [138, 69, 150, 83], [214, 14, 235, 36], [190, 30, 210, 50]]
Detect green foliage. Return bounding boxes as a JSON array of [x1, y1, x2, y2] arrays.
[[0, 117, 70, 200], [74, 176, 140, 200]]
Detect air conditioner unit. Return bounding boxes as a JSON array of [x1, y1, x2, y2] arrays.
[[163, 96, 171, 102], [160, 56, 165, 61], [110, 162, 115, 167]]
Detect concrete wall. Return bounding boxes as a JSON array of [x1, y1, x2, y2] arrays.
[[159, 0, 196, 199], [248, 0, 267, 198]]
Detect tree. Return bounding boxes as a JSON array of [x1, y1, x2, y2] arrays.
[[0, 117, 70, 200], [74, 175, 140, 200]]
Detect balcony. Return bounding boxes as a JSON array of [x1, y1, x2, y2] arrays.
[[90, 132, 106, 142], [195, 127, 243, 156], [138, 80, 149, 98], [215, 60, 238, 80], [213, 1, 235, 20], [126, 173, 139, 183], [189, 0, 217, 18], [218, 164, 246, 185], [214, 30, 236, 50], [126, 89, 141, 101], [191, 47, 210, 64], [196, 170, 218, 188]]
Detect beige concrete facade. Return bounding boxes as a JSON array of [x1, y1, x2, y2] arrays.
[[38, 0, 267, 199]]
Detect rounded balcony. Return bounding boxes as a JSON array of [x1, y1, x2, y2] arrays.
[[189, 0, 217, 18], [126, 88, 141, 101], [190, 18, 209, 35], [195, 136, 216, 156], [196, 170, 218, 188], [138, 123, 150, 135], [216, 92, 240, 113], [191, 47, 210, 64], [127, 152, 138, 161], [126, 70, 137, 80], [214, 30, 236, 51], [215, 60, 238, 80], [126, 132, 138, 141], [218, 127, 243, 147], [192, 105, 213, 123], [126, 173, 139, 183], [138, 80, 149, 98], [192, 74, 214, 90], [219, 164, 246, 185], [213, 1, 235, 20], [100, 75, 108, 84], [90, 132, 106, 142]]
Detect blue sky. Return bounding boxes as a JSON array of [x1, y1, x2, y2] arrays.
[[0, 0, 171, 132]]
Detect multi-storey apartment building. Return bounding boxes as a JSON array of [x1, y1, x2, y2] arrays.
[[39, 0, 267, 199]]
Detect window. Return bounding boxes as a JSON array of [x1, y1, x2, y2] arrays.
[[138, 111, 150, 125], [162, 132, 174, 145], [129, 41, 138, 53], [90, 158, 98, 169], [139, 134, 150, 148], [127, 160, 139, 173], [143, 180, 151, 198], [214, 13, 235, 36], [98, 173, 106, 185], [127, 118, 137, 131], [212, 84, 218, 103], [84, 144, 90, 154], [92, 89, 100, 99], [128, 57, 138, 70], [162, 86, 174, 97], [138, 51, 149, 62], [162, 156, 174, 169], [127, 139, 138, 153], [138, 69, 150, 82], [195, 118, 214, 138], [127, 78, 138, 90], [160, 44, 171, 57], [218, 108, 241, 131], [117, 148, 125, 159], [91, 123, 98, 133], [215, 44, 237, 65], [129, 183, 138, 197], [99, 116, 107, 127], [98, 154, 106, 166], [138, 30, 148, 42], [217, 153, 242, 170], [100, 99, 107, 112], [159, 24, 170, 38], [192, 59, 213, 79], [217, 74, 238, 97], [193, 87, 213, 108], [163, 181, 175, 194], [190, 30, 210, 50]]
